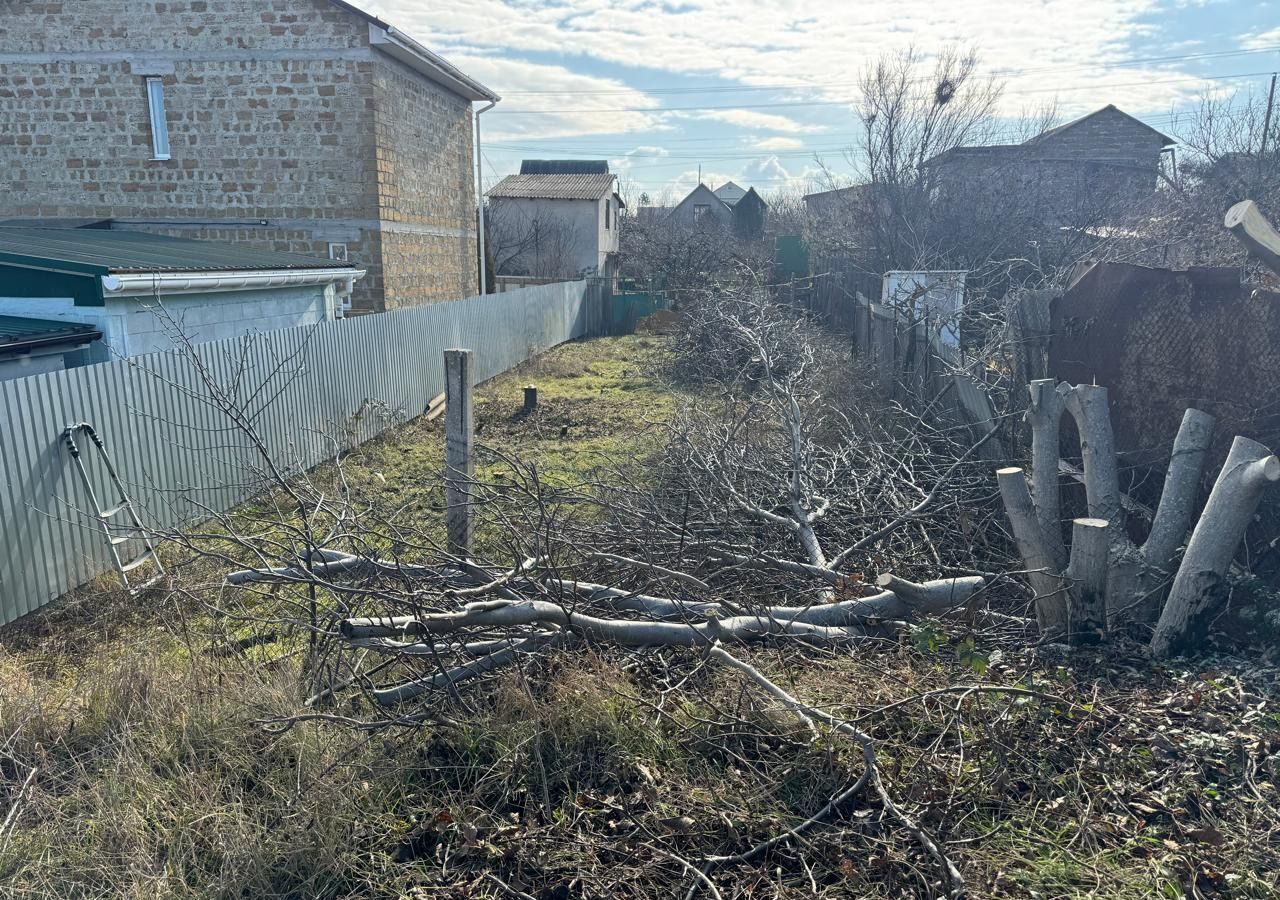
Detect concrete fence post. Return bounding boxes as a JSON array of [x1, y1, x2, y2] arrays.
[[444, 348, 474, 559]]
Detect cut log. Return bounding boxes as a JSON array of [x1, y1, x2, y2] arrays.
[[1130, 408, 1216, 623], [1150, 436, 1280, 656], [1063, 384, 1125, 543], [1225, 199, 1280, 277], [1026, 379, 1068, 570], [1065, 518, 1108, 643], [996, 467, 1067, 633], [1143, 408, 1216, 575]]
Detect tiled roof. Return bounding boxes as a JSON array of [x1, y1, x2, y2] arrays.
[[487, 174, 617, 201]]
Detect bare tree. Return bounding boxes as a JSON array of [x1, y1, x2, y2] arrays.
[[850, 45, 1003, 274], [486, 200, 587, 280]]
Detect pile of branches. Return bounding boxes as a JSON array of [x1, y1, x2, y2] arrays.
[[175, 279, 1031, 897]]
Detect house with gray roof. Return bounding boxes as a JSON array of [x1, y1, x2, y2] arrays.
[[486, 169, 622, 279], [667, 183, 769, 237]]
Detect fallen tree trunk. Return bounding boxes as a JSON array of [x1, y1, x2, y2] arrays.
[[1225, 199, 1280, 277], [340, 576, 985, 643]]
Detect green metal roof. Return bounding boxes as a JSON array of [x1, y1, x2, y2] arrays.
[[0, 228, 353, 276], [0, 315, 101, 352]]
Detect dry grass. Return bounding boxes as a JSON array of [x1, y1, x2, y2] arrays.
[[2, 335, 1279, 899]]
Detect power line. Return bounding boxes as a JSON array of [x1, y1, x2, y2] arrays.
[[489, 69, 1277, 115], [494, 44, 1280, 97], [484, 108, 1239, 160]]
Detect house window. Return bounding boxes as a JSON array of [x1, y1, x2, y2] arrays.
[[604, 200, 611, 230], [145, 77, 170, 160], [693, 203, 711, 225]]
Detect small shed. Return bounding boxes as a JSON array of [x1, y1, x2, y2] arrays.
[[0, 315, 101, 379], [0, 228, 364, 364]]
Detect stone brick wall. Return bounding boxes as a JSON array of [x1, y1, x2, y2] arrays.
[[934, 108, 1167, 224], [0, 0, 482, 313], [372, 55, 479, 304]]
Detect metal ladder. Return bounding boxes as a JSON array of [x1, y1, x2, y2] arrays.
[[63, 422, 164, 592]]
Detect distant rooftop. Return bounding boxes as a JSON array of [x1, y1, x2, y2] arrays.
[[0, 227, 357, 275], [924, 105, 1175, 168], [519, 160, 610, 175], [488, 173, 618, 201]]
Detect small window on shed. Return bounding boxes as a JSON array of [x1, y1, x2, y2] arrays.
[[145, 77, 170, 160]]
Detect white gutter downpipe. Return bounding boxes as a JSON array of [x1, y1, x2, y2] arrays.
[[101, 267, 366, 298], [474, 98, 497, 294]]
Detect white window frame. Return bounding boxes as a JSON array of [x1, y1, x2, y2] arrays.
[[145, 77, 170, 160]]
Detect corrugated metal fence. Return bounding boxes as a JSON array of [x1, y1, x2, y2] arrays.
[[0, 279, 603, 626]]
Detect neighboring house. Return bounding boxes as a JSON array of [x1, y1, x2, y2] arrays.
[[0, 0, 498, 314], [486, 169, 622, 279], [923, 105, 1174, 221], [668, 184, 734, 230], [668, 183, 769, 235], [636, 205, 675, 225], [732, 188, 767, 240], [714, 181, 747, 207], [0, 227, 362, 373], [804, 185, 871, 224]]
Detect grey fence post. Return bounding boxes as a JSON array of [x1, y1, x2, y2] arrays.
[[444, 348, 474, 558]]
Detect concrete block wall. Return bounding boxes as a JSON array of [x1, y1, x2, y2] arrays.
[[105, 283, 332, 354], [0, 0, 483, 312]]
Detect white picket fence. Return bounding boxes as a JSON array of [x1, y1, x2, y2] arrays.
[[0, 279, 603, 625]]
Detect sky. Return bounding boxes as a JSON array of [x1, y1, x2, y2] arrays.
[[347, 0, 1280, 201]]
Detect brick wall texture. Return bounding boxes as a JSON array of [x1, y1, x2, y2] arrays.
[[0, 0, 481, 312]]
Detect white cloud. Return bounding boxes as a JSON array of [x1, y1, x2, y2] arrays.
[[611, 145, 671, 174], [694, 109, 827, 133], [360, 0, 1207, 119], [753, 136, 805, 151], [1241, 27, 1280, 50], [649, 156, 820, 200], [447, 55, 664, 140]]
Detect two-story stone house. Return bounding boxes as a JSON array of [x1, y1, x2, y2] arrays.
[[0, 0, 499, 313], [923, 105, 1174, 225]]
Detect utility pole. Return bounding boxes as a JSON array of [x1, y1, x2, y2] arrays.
[[1260, 73, 1277, 163]]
